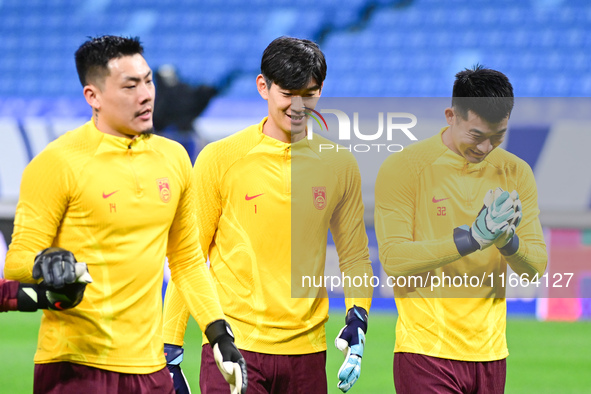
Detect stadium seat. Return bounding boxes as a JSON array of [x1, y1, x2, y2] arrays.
[[1, 0, 590, 99]]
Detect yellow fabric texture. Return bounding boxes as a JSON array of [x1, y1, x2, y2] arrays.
[[5, 121, 224, 373], [163, 118, 373, 354], [375, 127, 547, 361]]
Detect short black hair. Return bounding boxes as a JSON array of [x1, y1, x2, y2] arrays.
[[452, 65, 514, 123], [261, 36, 327, 90], [75, 35, 144, 87]]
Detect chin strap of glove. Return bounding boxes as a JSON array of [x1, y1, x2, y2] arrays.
[[205, 320, 248, 394], [335, 305, 368, 392]]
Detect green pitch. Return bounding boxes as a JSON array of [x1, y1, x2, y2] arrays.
[[1, 311, 590, 393]]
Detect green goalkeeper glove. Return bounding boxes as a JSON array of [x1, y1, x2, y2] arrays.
[[335, 306, 368, 392], [454, 188, 516, 256], [494, 189, 522, 254]]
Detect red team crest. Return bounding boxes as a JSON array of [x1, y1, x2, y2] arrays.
[[157, 178, 171, 203], [312, 187, 327, 210]]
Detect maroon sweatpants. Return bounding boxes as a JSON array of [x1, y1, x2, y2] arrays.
[[394, 352, 506, 394], [200, 345, 327, 394], [34, 362, 174, 394], [0, 278, 19, 312]]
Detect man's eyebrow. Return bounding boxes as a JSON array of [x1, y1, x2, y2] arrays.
[[283, 85, 321, 94], [122, 70, 152, 83], [470, 128, 507, 135]]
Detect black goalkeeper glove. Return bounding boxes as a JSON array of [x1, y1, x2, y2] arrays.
[[32, 247, 78, 289], [205, 320, 248, 394], [17, 281, 88, 311], [21, 258, 92, 311]]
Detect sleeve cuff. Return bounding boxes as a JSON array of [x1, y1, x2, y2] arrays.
[[499, 234, 520, 256], [205, 319, 234, 346], [453, 225, 480, 257], [164, 343, 184, 365]]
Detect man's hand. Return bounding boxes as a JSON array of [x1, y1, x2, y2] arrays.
[[454, 188, 522, 256], [471, 188, 515, 250], [32, 247, 78, 288], [335, 306, 368, 392], [494, 189, 523, 249], [18, 263, 92, 311], [205, 320, 247, 394], [164, 344, 191, 394]]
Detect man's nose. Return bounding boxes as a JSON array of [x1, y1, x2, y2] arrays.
[[476, 138, 493, 153], [291, 96, 304, 113], [139, 82, 154, 103]]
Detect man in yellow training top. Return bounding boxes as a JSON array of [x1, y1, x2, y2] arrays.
[[4, 35, 246, 394], [375, 66, 547, 393], [163, 36, 374, 393]]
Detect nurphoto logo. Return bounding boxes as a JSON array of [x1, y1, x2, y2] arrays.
[[304, 108, 419, 153]]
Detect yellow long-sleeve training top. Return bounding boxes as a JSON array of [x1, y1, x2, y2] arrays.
[[163, 118, 373, 354], [5, 121, 224, 373], [375, 127, 547, 361]]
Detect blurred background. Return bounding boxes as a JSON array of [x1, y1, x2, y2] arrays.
[[1, 0, 590, 392]]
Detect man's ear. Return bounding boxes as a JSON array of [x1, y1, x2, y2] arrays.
[[83, 84, 101, 112], [444, 107, 455, 126], [256, 74, 269, 100]]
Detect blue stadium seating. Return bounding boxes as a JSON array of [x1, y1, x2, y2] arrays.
[[0, 0, 590, 99]]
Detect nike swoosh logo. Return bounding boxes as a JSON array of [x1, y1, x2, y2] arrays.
[[103, 190, 119, 199], [432, 196, 450, 203], [245, 193, 264, 201]]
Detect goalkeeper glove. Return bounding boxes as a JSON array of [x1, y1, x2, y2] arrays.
[[494, 189, 522, 254], [32, 247, 78, 288], [164, 344, 191, 394], [335, 305, 368, 393], [205, 320, 247, 394], [454, 188, 515, 256], [18, 263, 92, 311]]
